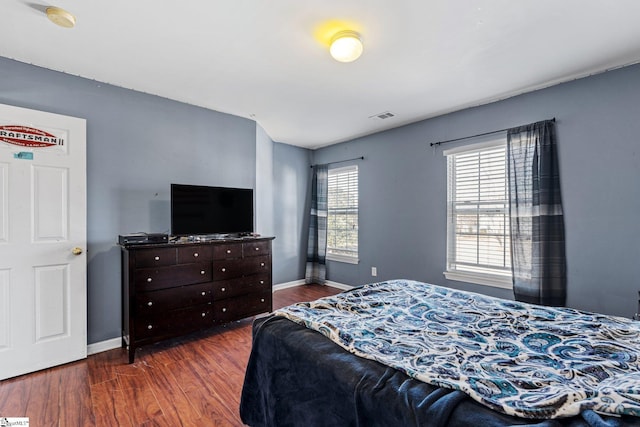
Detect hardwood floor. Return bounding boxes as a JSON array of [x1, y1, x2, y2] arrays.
[[0, 284, 342, 427]]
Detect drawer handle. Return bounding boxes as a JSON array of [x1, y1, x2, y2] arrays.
[[147, 301, 153, 306], [221, 287, 226, 292], [201, 291, 206, 296], [154, 256, 160, 261], [194, 252, 199, 257], [222, 307, 227, 312], [221, 268, 226, 272], [200, 270, 206, 275], [226, 249, 231, 254], [261, 298, 265, 303], [255, 247, 260, 251], [260, 280, 264, 285], [260, 262, 265, 267], [147, 325, 153, 330], [201, 312, 206, 317], [147, 277, 152, 283]]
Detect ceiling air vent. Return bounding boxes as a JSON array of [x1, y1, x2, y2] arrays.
[[369, 111, 395, 120]]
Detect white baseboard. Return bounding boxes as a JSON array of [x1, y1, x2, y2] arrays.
[[87, 337, 122, 356], [272, 279, 306, 291], [272, 279, 353, 292], [324, 280, 353, 291], [87, 280, 354, 356]]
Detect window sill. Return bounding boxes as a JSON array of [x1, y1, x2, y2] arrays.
[[443, 270, 512, 290], [326, 254, 359, 265]]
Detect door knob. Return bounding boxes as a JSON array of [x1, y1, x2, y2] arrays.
[[72, 247, 83, 255]]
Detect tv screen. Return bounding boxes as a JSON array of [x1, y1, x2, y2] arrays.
[[171, 184, 254, 236]]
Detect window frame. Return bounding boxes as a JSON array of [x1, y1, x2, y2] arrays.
[[443, 137, 513, 289], [326, 164, 359, 264]]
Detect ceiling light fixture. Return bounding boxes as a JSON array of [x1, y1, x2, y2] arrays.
[[46, 6, 76, 28], [329, 30, 363, 63]]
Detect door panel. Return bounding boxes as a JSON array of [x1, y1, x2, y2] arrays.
[[0, 269, 10, 349], [0, 163, 7, 243], [0, 103, 86, 380], [34, 264, 69, 341], [32, 165, 68, 242]]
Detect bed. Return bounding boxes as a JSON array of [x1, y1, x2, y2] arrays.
[[240, 279, 640, 426]]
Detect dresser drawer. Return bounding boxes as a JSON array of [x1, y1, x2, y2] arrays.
[[212, 274, 270, 299], [212, 255, 270, 281], [135, 282, 212, 314], [212, 243, 242, 260], [213, 290, 272, 322], [177, 245, 212, 263], [134, 305, 213, 339], [243, 240, 271, 257], [134, 248, 177, 268], [135, 263, 212, 291]]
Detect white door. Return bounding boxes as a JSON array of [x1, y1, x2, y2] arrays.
[[0, 103, 87, 380]]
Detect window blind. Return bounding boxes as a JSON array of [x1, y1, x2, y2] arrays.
[[447, 144, 511, 278], [327, 165, 358, 260]]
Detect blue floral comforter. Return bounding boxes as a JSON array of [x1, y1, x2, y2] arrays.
[[274, 279, 640, 419]]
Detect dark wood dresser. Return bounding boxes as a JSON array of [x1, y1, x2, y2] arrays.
[[121, 236, 274, 362]]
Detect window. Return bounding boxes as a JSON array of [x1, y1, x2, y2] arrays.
[[444, 138, 512, 289], [326, 165, 359, 263]]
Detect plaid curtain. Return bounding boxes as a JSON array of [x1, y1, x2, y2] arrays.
[[305, 164, 328, 284], [507, 120, 566, 306]]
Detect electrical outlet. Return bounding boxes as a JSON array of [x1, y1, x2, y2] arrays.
[[371, 267, 377, 277]]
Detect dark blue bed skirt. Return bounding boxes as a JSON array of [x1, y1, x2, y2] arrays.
[[240, 316, 640, 427]]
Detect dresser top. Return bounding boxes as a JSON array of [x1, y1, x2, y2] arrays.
[[120, 235, 275, 250]]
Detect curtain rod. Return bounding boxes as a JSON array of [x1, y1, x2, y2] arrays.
[[310, 156, 364, 169], [429, 117, 556, 147]]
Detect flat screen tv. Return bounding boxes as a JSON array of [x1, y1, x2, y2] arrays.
[[171, 184, 254, 236]]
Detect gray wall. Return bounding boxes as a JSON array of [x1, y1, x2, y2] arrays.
[[272, 142, 312, 283], [313, 63, 640, 318], [0, 57, 261, 344], [3, 53, 639, 344], [256, 124, 275, 237]]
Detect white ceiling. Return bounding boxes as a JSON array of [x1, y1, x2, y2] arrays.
[[2, 1, 640, 149]]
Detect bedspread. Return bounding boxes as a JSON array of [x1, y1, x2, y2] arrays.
[[275, 280, 640, 419]]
